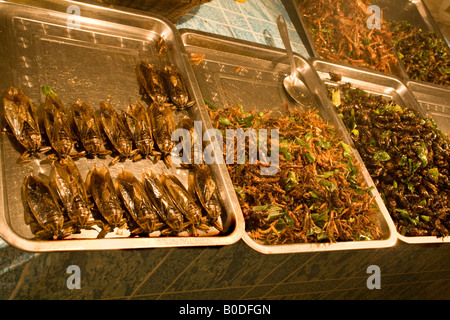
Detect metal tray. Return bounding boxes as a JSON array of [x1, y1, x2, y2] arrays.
[[407, 80, 450, 136], [283, 0, 449, 88], [372, 0, 450, 90], [180, 29, 397, 254], [373, 0, 448, 43], [0, 0, 245, 251], [281, 0, 407, 79], [310, 58, 450, 244]]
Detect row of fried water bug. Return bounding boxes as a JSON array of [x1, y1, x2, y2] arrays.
[[23, 158, 223, 240], [4, 61, 224, 239], [2, 62, 194, 166]]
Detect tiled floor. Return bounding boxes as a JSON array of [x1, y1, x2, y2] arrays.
[[2, 239, 450, 300], [176, 0, 308, 57]]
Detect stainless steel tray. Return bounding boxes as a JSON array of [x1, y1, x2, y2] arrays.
[[372, 0, 450, 90], [281, 0, 407, 78], [407, 80, 450, 136], [180, 29, 397, 254], [0, 0, 244, 251], [310, 58, 450, 244], [373, 0, 448, 48], [283, 0, 449, 88]]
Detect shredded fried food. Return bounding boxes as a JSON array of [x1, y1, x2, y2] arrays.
[[389, 20, 450, 87], [209, 103, 383, 244], [189, 53, 205, 67], [298, 0, 398, 74], [329, 83, 450, 237]]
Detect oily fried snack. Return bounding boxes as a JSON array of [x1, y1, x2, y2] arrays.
[[389, 20, 450, 87], [209, 104, 383, 244], [329, 83, 450, 237], [298, 0, 398, 74]]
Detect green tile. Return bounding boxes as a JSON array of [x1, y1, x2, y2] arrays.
[[257, 253, 316, 285], [10, 248, 171, 299], [133, 247, 206, 296], [157, 287, 246, 300], [163, 241, 289, 292], [272, 279, 344, 296], [239, 284, 274, 299]]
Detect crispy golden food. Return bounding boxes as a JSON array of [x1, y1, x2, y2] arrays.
[[209, 104, 383, 244], [298, 0, 398, 74], [330, 83, 450, 237]]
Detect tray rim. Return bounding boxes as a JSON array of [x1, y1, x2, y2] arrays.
[[406, 78, 450, 102], [180, 29, 399, 254], [310, 57, 450, 244], [0, 0, 245, 252]]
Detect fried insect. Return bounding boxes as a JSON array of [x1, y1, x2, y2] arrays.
[[136, 61, 169, 105], [330, 83, 450, 237], [99, 100, 139, 165], [123, 101, 159, 160], [189, 165, 223, 232], [85, 165, 127, 237], [115, 169, 164, 236], [70, 100, 111, 158], [175, 116, 201, 166], [157, 36, 168, 55], [148, 102, 176, 168], [298, 0, 398, 74], [389, 20, 450, 87], [2, 86, 50, 162], [189, 53, 205, 67], [210, 104, 383, 244], [162, 173, 209, 235], [161, 64, 195, 110], [142, 170, 185, 234], [22, 174, 73, 239], [50, 157, 98, 233], [42, 87, 81, 160]]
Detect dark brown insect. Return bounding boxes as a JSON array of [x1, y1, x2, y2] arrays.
[[175, 116, 202, 166], [115, 169, 164, 236], [123, 101, 159, 160], [162, 173, 209, 235], [189, 164, 224, 232], [136, 61, 169, 105], [99, 100, 139, 165], [43, 88, 81, 160], [23, 174, 74, 239], [161, 64, 195, 110], [2, 86, 51, 162], [148, 102, 176, 168], [50, 157, 99, 233], [70, 100, 111, 158], [329, 72, 342, 82], [142, 170, 186, 234], [85, 165, 127, 238]]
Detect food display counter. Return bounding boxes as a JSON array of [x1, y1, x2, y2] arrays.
[[0, 0, 449, 301]]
